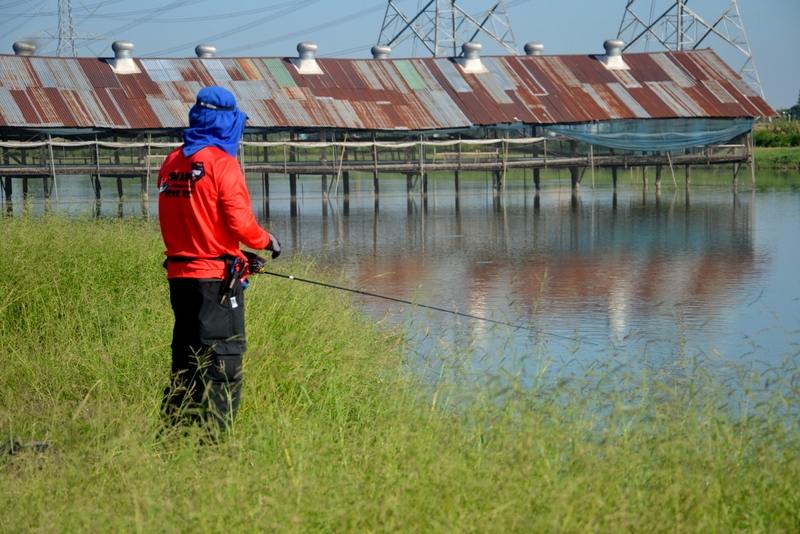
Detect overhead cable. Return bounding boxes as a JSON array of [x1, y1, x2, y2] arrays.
[[142, 0, 319, 57], [225, 3, 385, 54]]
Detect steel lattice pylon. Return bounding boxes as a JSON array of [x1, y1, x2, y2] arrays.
[[377, 0, 517, 57], [56, 0, 77, 57], [617, 0, 763, 96]]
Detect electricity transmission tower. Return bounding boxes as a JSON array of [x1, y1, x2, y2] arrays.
[[377, 0, 518, 57], [617, 0, 763, 96], [57, 0, 77, 56]]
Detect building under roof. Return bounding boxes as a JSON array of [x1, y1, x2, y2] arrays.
[[0, 40, 777, 202]]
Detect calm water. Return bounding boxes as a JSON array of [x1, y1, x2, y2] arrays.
[[6, 173, 800, 382]]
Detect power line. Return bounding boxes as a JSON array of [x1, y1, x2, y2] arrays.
[[0, 0, 49, 41], [143, 0, 323, 57], [224, 3, 385, 55], [101, 0, 200, 38], [0, 1, 304, 23], [0, 0, 125, 17], [323, 0, 531, 59]]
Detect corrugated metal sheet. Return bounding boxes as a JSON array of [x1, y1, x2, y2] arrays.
[[0, 49, 774, 131], [434, 58, 471, 93], [607, 82, 650, 118], [650, 53, 695, 88], [394, 60, 427, 91], [0, 87, 25, 125], [0, 56, 38, 90]]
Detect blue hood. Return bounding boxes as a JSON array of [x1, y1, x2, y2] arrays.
[[182, 86, 247, 158]]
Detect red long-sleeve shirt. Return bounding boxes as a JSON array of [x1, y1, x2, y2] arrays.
[[158, 146, 270, 279]]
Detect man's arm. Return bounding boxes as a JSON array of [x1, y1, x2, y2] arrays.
[[216, 157, 270, 250]]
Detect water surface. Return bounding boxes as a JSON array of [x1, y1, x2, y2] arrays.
[[6, 172, 799, 383]]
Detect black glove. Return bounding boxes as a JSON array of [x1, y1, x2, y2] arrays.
[[266, 232, 282, 259]]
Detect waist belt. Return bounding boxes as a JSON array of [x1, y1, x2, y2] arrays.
[[163, 255, 234, 269], [163, 255, 246, 305], [165, 255, 230, 263]]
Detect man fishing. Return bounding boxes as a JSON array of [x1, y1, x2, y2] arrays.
[[158, 86, 281, 438]]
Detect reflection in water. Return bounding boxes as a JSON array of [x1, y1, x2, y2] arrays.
[[254, 179, 773, 380], [6, 173, 796, 382]]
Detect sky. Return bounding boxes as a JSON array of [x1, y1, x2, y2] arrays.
[[0, 0, 797, 108]]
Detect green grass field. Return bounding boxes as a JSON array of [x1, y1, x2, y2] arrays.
[[754, 146, 800, 170], [1, 218, 798, 532]]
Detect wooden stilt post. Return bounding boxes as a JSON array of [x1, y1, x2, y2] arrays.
[[39, 142, 49, 199], [655, 164, 662, 191], [684, 165, 691, 188], [289, 172, 298, 216], [419, 135, 427, 197], [262, 132, 270, 217], [372, 132, 379, 196], [47, 134, 57, 201], [610, 149, 618, 190], [2, 136, 11, 201], [642, 165, 648, 190], [289, 132, 297, 215], [748, 132, 756, 187], [455, 134, 461, 196], [92, 135, 102, 201], [112, 137, 123, 201], [570, 167, 580, 191], [20, 147, 28, 200], [143, 134, 151, 199], [569, 140, 579, 192], [343, 171, 350, 216], [500, 134, 509, 193]]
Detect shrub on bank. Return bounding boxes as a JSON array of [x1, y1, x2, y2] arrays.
[[1, 218, 798, 532], [754, 119, 800, 147]]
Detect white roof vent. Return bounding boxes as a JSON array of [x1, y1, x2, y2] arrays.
[[457, 42, 488, 74], [13, 41, 36, 56], [599, 39, 629, 71], [108, 41, 140, 75], [195, 44, 217, 58], [371, 45, 391, 60], [524, 42, 544, 56], [291, 42, 323, 75]]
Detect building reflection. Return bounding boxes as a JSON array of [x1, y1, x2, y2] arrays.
[[300, 190, 766, 345]]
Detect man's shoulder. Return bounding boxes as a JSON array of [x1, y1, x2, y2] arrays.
[[193, 146, 236, 163], [159, 148, 184, 172]]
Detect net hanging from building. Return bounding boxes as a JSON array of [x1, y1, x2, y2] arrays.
[[544, 118, 753, 152]]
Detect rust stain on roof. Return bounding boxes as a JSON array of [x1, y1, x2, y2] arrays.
[[0, 49, 774, 131]]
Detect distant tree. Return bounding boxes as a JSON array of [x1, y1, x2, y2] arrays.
[[788, 90, 800, 120]]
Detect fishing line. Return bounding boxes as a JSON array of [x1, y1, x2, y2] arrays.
[[257, 270, 593, 346]]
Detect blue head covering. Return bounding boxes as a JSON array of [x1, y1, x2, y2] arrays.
[[182, 86, 248, 157]]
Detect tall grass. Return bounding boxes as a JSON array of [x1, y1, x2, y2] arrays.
[[754, 147, 800, 171], [1, 218, 798, 532]]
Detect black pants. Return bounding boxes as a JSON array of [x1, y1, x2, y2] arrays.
[[162, 278, 246, 436]]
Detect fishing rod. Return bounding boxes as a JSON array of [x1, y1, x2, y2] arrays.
[[255, 270, 592, 346]]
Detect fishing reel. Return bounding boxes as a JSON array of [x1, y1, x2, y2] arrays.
[[243, 250, 267, 274]]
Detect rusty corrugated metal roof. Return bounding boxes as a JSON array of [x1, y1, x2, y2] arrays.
[[0, 49, 774, 131]]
